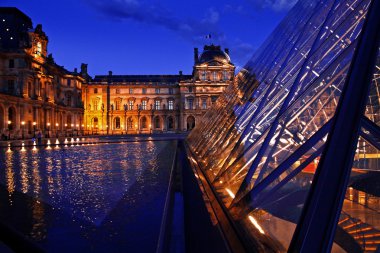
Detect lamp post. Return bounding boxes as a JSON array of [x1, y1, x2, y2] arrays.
[[7, 120, 11, 140], [21, 121, 25, 139], [33, 122, 36, 138], [55, 123, 59, 138], [46, 122, 50, 138]]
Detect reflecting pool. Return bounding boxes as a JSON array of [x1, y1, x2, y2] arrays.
[[0, 140, 176, 252]]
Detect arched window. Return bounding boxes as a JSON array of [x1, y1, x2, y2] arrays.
[[8, 107, 16, 130], [127, 117, 134, 129], [93, 117, 98, 128], [114, 117, 121, 129], [167, 117, 174, 130], [67, 115, 72, 128], [154, 116, 161, 129], [141, 116, 147, 128], [187, 116, 195, 130]]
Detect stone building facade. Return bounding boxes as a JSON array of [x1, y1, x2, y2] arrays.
[[0, 7, 85, 139], [0, 7, 236, 138], [83, 45, 235, 134]]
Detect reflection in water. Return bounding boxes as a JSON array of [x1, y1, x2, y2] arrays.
[[0, 141, 174, 252]]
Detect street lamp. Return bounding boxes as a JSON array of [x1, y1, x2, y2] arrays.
[[33, 122, 36, 138], [55, 123, 59, 138], [21, 121, 25, 139], [7, 120, 11, 140], [47, 122, 50, 138]]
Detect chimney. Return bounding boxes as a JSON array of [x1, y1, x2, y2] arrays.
[[225, 48, 229, 55], [80, 63, 88, 76], [194, 48, 199, 63]]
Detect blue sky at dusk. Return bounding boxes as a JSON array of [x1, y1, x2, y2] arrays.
[[2, 0, 296, 76]]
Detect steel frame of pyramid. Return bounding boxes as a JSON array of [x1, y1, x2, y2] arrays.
[[186, 0, 380, 251]]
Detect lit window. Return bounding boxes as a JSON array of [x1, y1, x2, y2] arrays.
[[115, 100, 121, 110], [155, 100, 161, 110], [129, 101, 134, 110], [202, 99, 207, 109], [201, 71, 206, 81], [115, 117, 121, 129], [223, 71, 228, 80], [168, 100, 174, 110], [213, 72, 217, 81], [142, 100, 147, 110]]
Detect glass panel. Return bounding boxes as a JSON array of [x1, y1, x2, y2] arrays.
[[186, 0, 375, 251]]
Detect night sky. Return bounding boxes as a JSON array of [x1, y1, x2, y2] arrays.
[[2, 0, 296, 76]]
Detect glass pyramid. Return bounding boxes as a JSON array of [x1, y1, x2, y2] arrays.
[[186, 0, 380, 251]]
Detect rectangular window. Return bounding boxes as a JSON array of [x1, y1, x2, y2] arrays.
[[142, 100, 147, 110], [202, 99, 207, 109], [115, 100, 121, 110], [9, 59, 14, 68], [155, 88, 160, 94], [116, 89, 120, 94], [223, 71, 228, 80], [67, 79, 71, 87], [129, 101, 134, 110], [201, 71, 206, 81], [188, 86, 193, 92], [155, 100, 161, 110], [188, 98, 193, 110], [169, 88, 173, 95], [211, 96, 218, 104], [94, 88, 98, 94], [94, 100, 98, 111], [7, 80, 15, 94], [142, 88, 147, 94], [168, 100, 174, 110], [129, 88, 133, 94], [213, 72, 217, 81]]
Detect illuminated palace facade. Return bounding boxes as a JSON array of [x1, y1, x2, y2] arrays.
[[0, 7, 235, 138], [0, 7, 85, 139], [82, 45, 235, 134]]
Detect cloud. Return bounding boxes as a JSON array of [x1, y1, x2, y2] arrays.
[[246, 0, 297, 12], [82, 0, 223, 43], [82, 0, 255, 67]]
